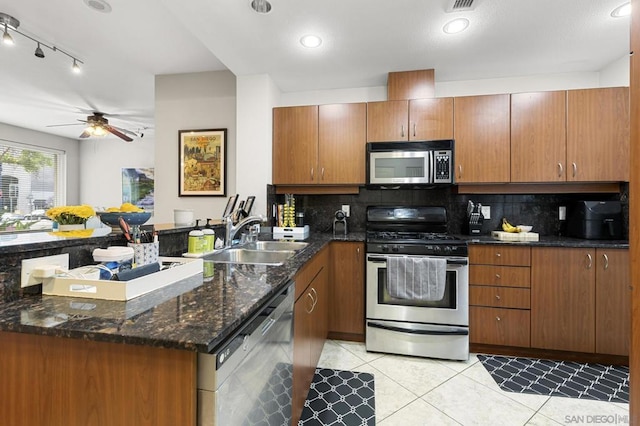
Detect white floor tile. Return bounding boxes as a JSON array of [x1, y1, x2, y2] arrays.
[[377, 398, 462, 426], [369, 354, 459, 397], [436, 353, 480, 373], [334, 340, 386, 363], [316, 339, 367, 371], [422, 374, 536, 426], [537, 396, 630, 425], [462, 361, 550, 411], [524, 412, 564, 425]]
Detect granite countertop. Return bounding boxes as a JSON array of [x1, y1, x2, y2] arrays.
[[459, 234, 629, 249], [0, 232, 365, 354]]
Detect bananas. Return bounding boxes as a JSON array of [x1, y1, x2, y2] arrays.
[[502, 218, 522, 233]]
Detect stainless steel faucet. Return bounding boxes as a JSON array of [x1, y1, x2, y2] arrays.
[[223, 215, 265, 248]]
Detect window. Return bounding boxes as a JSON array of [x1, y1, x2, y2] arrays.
[[0, 140, 64, 232]]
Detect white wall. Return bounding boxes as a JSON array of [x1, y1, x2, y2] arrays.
[[154, 70, 236, 225], [0, 122, 80, 205], [600, 54, 630, 87], [79, 136, 155, 210]]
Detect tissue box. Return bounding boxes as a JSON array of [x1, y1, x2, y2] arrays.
[[273, 225, 309, 240]]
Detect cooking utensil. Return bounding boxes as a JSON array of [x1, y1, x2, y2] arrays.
[[118, 216, 133, 243]]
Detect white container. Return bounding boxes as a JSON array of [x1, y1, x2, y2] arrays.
[[273, 225, 309, 240], [174, 209, 194, 226]]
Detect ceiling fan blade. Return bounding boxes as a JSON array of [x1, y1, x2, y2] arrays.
[[105, 125, 133, 142], [79, 130, 91, 138], [46, 121, 87, 128], [110, 125, 139, 137]]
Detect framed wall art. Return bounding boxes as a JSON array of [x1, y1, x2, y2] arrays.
[[178, 128, 227, 196]]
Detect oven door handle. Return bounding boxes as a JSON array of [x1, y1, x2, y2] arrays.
[[367, 321, 469, 336], [367, 256, 468, 266]]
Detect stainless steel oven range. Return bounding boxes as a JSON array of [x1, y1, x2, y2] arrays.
[[365, 206, 469, 361]]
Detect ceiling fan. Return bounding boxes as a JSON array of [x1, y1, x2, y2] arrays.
[[47, 112, 143, 142]]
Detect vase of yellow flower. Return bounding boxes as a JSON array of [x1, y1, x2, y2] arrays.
[[46, 205, 96, 231]]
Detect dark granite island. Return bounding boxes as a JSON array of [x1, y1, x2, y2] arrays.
[[0, 234, 333, 426]]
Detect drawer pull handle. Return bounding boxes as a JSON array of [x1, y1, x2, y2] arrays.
[[496, 316, 501, 321], [495, 295, 501, 300], [495, 274, 501, 280], [603, 253, 609, 270], [586, 253, 592, 269], [496, 253, 501, 257]]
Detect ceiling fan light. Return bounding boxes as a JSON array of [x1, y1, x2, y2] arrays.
[[3, 24, 13, 45], [93, 126, 106, 136], [72, 58, 81, 73], [34, 42, 44, 58], [443, 18, 470, 34], [611, 3, 631, 17]]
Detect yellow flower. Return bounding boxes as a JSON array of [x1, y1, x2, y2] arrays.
[[46, 205, 96, 225]]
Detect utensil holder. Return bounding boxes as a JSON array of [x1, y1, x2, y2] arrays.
[[128, 241, 160, 266]]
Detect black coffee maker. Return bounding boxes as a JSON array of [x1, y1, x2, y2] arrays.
[[567, 201, 623, 239]]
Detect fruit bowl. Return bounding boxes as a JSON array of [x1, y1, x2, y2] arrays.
[[518, 225, 533, 233], [98, 212, 151, 227]]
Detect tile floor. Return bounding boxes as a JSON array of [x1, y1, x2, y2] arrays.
[[317, 340, 630, 425]]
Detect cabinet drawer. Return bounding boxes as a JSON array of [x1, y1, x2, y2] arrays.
[[295, 246, 328, 300], [470, 306, 530, 347], [470, 265, 530, 288], [470, 245, 531, 266], [470, 285, 530, 309]]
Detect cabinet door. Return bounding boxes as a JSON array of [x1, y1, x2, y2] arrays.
[[329, 242, 365, 338], [272, 106, 318, 184], [595, 248, 630, 356], [567, 87, 630, 182], [470, 306, 530, 347], [292, 293, 314, 426], [511, 91, 567, 182], [409, 98, 454, 141], [310, 265, 329, 368], [453, 94, 511, 183], [387, 69, 435, 100], [318, 103, 367, 184], [531, 247, 596, 353], [366, 100, 409, 142]]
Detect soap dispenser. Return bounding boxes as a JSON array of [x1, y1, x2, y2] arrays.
[[203, 219, 215, 253], [188, 220, 204, 254]]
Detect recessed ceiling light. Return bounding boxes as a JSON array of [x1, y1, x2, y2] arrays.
[[611, 2, 631, 17], [300, 34, 322, 48], [83, 0, 112, 13], [443, 18, 469, 34]]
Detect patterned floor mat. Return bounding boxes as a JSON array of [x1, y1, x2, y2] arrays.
[[478, 354, 629, 403], [299, 368, 375, 426]]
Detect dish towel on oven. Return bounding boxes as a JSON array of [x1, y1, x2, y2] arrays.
[[387, 256, 447, 301]]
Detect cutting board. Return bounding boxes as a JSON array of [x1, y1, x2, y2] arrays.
[[491, 231, 539, 242]]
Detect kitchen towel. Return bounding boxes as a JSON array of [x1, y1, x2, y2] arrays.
[[387, 256, 446, 301]]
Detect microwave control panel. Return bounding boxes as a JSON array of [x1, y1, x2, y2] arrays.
[[433, 150, 452, 183]]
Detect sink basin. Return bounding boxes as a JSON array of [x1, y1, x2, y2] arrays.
[[207, 248, 295, 266], [242, 241, 309, 251]]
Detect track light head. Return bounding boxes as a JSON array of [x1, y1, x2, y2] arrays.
[[34, 42, 44, 58], [2, 23, 13, 45], [72, 58, 81, 73]]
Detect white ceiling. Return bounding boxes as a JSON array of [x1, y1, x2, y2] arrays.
[[0, 0, 630, 141]]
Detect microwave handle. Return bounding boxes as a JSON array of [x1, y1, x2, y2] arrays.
[[428, 151, 434, 183]]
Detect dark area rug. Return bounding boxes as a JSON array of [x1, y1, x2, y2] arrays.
[[299, 368, 375, 426], [478, 354, 629, 403]]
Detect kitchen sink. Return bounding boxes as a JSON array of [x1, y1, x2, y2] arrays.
[[207, 248, 295, 266], [241, 241, 309, 251]]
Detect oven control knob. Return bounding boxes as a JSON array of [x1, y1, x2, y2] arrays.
[[444, 246, 452, 253], [391, 246, 399, 252], [382, 245, 389, 252]]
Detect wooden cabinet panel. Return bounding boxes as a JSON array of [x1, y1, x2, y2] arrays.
[[329, 242, 365, 338], [470, 307, 530, 347], [595, 248, 630, 356], [453, 94, 511, 183], [567, 87, 630, 182], [470, 265, 530, 288], [511, 91, 567, 182], [469, 245, 531, 266], [0, 332, 196, 426], [470, 286, 530, 309], [273, 106, 318, 184], [409, 98, 454, 141], [366, 100, 409, 141], [531, 247, 596, 353], [387, 69, 435, 100], [292, 293, 313, 426], [318, 103, 366, 184]]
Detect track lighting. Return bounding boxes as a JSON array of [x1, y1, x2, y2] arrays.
[[0, 12, 84, 74]]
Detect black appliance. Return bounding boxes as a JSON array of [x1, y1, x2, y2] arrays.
[[567, 201, 623, 240], [366, 140, 454, 188]]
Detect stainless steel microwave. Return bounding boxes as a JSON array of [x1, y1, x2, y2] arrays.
[[366, 140, 454, 186]]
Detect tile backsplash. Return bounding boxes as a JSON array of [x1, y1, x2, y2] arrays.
[[267, 184, 629, 239]]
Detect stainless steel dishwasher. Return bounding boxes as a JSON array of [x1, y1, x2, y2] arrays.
[[197, 281, 294, 426]]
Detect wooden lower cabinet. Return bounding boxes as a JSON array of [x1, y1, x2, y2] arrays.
[[292, 247, 328, 425], [470, 306, 531, 347], [0, 331, 196, 426], [329, 242, 365, 340]]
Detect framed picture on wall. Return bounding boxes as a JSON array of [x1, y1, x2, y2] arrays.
[[178, 128, 227, 196]]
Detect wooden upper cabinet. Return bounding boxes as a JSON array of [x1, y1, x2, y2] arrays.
[[567, 87, 630, 182], [273, 105, 318, 184], [367, 100, 409, 142], [318, 103, 366, 184], [387, 69, 435, 100], [453, 94, 511, 183], [511, 91, 567, 182], [409, 98, 454, 140]]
